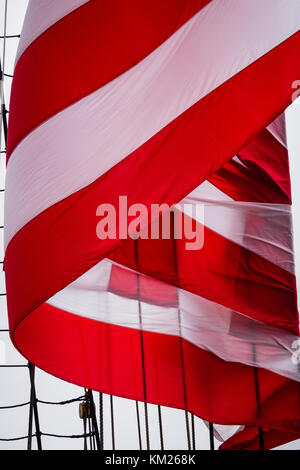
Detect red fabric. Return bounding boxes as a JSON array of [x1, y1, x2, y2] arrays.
[[209, 129, 291, 203], [7, 0, 210, 159], [220, 426, 300, 450], [108, 263, 178, 307], [6, 32, 300, 337], [238, 129, 291, 202], [109, 225, 298, 334]]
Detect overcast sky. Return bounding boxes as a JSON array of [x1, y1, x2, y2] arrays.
[[0, 0, 300, 450]]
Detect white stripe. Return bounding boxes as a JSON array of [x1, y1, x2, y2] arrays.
[[182, 181, 294, 273], [267, 113, 287, 148], [48, 258, 300, 384], [5, 0, 300, 249], [15, 0, 90, 65]]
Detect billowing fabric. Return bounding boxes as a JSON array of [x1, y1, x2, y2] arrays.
[[4, 0, 300, 449]]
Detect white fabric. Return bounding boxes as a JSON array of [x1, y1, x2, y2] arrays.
[[15, 0, 89, 65], [47, 258, 300, 384], [5, 0, 300, 249], [203, 420, 244, 443], [183, 181, 294, 273], [267, 113, 287, 148]]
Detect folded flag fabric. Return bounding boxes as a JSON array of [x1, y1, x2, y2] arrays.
[[4, 0, 300, 449]]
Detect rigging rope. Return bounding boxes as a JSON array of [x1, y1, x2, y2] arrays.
[[157, 405, 164, 450], [135, 401, 142, 450], [0, 435, 34, 442], [0, 432, 96, 441], [28, 363, 42, 450], [0, 3, 100, 453], [1, 0, 7, 73], [171, 212, 192, 450], [0, 401, 30, 410], [110, 394, 115, 450], [191, 413, 196, 450], [0, 364, 27, 368], [41, 432, 95, 439], [209, 422, 215, 451], [37, 396, 85, 405], [0, 34, 20, 38], [0, 1, 8, 149], [85, 389, 101, 450], [134, 239, 151, 450], [99, 392, 104, 450]]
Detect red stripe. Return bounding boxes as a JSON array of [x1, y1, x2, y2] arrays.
[[209, 129, 292, 203], [109, 223, 298, 333], [108, 263, 178, 308], [12, 302, 300, 450], [238, 130, 292, 202], [7, 0, 210, 159], [220, 427, 300, 450], [5, 32, 300, 338]]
